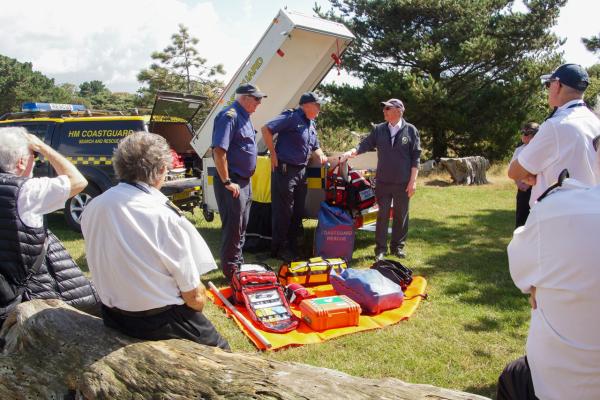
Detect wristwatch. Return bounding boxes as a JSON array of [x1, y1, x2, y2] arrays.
[[223, 178, 232, 186]]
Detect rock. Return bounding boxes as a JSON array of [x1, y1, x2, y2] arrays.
[[0, 300, 489, 399], [439, 157, 490, 185]]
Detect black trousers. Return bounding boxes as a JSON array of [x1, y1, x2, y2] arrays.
[[515, 188, 531, 228], [102, 304, 230, 351], [374, 183, 409, 254], [497, 356, 538, 400]]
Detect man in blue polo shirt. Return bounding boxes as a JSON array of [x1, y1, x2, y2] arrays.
[[211, 83, 266, 279], [261, 92, 328, 261]]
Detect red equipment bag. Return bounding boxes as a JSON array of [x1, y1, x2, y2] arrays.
[[326, 160, 376, 214], [231, 263, 298, 333], [325, 161, 350, 208], [347, 169, 376, 213]]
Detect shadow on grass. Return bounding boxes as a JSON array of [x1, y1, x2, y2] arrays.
[[406, 209, 530, 332], [423, 179, 453, 187]]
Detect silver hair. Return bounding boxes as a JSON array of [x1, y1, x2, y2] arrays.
[[0, 127, 31, 174], [112, 131, 172, 184]]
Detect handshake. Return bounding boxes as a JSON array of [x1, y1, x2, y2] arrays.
[[339, 148, 357, 163]]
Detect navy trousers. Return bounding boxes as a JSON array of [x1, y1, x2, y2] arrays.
[[214, 175, 252, 279], [271, 164, 307, 255], [497, 356, 538, 400], [374, 182, 409, 254]]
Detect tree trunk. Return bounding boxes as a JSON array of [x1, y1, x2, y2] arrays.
[[431, 127, 448, 159], [0, 300, 489, 400], [439, 156, 490, 185]]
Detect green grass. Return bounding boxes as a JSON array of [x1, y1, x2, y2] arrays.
[[49, 170, 524, 398]]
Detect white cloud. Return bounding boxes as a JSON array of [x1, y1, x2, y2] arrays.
[[0, 0, 228, 92]]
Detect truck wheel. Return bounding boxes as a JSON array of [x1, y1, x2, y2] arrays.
[[65, 185, 100, 232], [202, 208, 215, 222]]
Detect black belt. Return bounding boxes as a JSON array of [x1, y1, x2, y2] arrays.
[[105, 304, 175, 317]]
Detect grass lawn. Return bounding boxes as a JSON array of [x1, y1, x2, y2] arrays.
[[49, 167, 525, 399]]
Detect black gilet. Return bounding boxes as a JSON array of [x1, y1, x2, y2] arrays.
[[0, 172, 47, 313]]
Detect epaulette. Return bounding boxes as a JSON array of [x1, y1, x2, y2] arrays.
[[537, 169, 569, 202], [165, 200, 184, 217], [225, 107, 237, 118]]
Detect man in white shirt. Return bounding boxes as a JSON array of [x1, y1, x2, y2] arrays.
[[0, 127, 89, 326], [508, 63, 600, 206], [81, 132, 229, 350], [498, 173, 600, 399]]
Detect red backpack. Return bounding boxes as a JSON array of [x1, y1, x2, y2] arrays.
[[325, 161, 350, 208], [347, 169, 376, 213], [230, 264, 298, 333]]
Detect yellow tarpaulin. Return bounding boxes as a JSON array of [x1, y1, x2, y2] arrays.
[[208, 276, 427, 351]]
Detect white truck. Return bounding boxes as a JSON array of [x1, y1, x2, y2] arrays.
[[190, 9, 355, 220]]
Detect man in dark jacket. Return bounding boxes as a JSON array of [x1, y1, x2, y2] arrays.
[[0, 127, 97, 328], [342, 98, 421, 259]]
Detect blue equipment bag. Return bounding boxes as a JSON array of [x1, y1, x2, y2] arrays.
[[314, 201, 355, 263], [330, 268, 404, 315]]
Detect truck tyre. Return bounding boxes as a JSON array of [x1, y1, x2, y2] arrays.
[[65, 184, 101, 232]]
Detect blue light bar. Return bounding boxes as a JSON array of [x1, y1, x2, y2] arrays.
[[22, 103, 87, 112]]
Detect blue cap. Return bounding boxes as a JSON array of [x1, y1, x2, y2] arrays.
[[381, 98, 405, 110], [235, 83, 267, 98], [299, 92, 324, 105], [541, 63, 589, 91]]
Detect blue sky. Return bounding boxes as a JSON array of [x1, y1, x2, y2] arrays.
[[0, 0, 596, 93]]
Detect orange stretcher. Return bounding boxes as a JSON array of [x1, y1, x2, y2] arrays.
[[208, 276, 428, 351]]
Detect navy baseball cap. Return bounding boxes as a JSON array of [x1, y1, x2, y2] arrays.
[[299, 92, 324, 105], [381, 98, 405, 110], [236, 83, 267, 98], [540, 63, 589, 91]]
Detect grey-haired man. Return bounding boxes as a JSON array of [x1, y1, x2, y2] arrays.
[[342, 98, 421, 260]]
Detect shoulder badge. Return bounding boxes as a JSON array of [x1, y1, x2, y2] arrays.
[[225, 107, 237, 119]]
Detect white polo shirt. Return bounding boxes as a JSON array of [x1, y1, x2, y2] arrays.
[[508, 181, 600, 400], [18, 176, 71, 228], [518, 99, 600, 206], [81, 182, 217, 311]]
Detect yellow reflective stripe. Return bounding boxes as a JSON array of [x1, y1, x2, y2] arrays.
[[66, 156, 112, 165], [207, 175, 214, 185], [307, 177, 324, 189]]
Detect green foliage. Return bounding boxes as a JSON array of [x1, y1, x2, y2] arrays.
[[583, 34, 600, 55], [77, 80, 136, 111], [317, 0, 566, 161], [0, 55, 70, 114], [137, 24, 224, 122], [585, 64, 600, 110]]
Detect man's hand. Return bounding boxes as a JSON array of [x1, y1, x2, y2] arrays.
[[529, 286, 537, 310], [318, 153, 328, 165], [226, 182, 240, 198], [25, 133, 47, 153], [406, 180, 417, 198], [516, 181, 530, 191], [270, 152, 278, 171], [522, 174, 536, 186], [340, 148, 357, 162]]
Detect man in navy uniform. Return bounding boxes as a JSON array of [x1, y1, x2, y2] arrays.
[[211, 83, 266, 279], [261, 92, 328, 261], [342, 98, 421, 260]]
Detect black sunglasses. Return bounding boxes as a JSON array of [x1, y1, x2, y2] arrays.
[[543, 79, 560, 89]]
